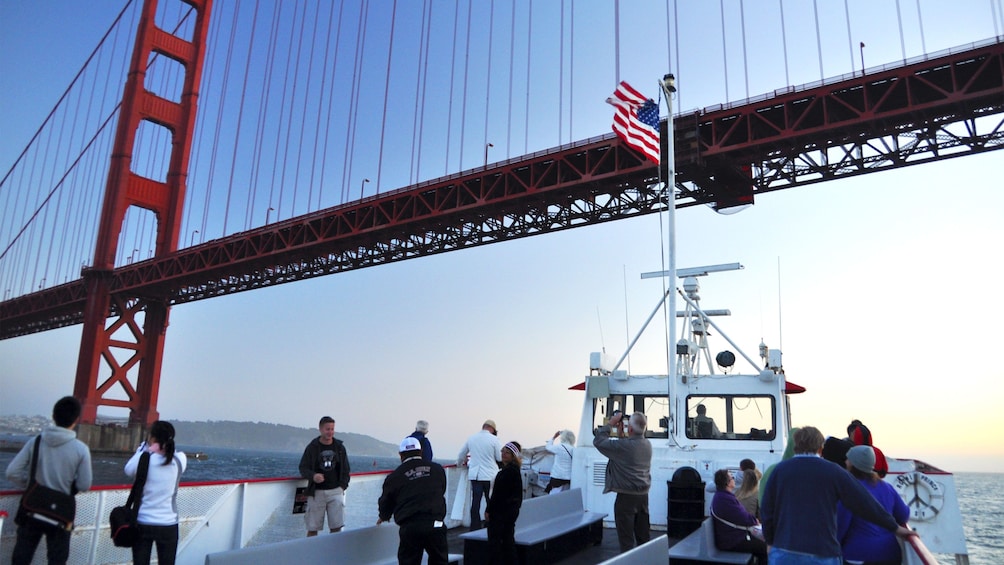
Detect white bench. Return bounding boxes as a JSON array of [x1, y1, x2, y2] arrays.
[[204, 523, 462, 565], [459, 488, 606, 564], [599, 534, 669, 564], [667, 518, 751, 564]]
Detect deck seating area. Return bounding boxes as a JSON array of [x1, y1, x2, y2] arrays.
[[459, 488, 607, 564], [666, 518, 752, 564], [203, 522, 463, 565]]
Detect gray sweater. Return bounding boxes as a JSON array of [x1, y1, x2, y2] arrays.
[[593, 425, 652, 495], [5, 425, 93, 494]]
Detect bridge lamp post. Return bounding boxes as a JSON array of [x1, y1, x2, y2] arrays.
[[859, 42, 866, 76], [361, 178, 370, 199], [484, 142, 494, 169], [190, 230, 199, 246], [266, 206, 274, 224]]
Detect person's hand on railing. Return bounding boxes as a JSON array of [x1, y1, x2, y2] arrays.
[[894, 525, 917, 538]]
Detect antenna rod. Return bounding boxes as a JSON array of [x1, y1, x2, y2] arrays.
[[659, 74, 678, 406], [777, 257, 783, 351]]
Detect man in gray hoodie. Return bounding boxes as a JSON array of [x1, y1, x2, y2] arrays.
[[6, 396, 93, 565], [593, 411, 652, 552]]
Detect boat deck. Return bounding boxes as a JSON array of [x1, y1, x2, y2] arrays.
[[445, 525, 667, 564]]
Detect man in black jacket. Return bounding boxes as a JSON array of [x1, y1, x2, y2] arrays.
[[298, 416, 350, 536], [378, 437, 449, 565]]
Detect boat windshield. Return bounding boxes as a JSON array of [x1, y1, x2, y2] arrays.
[[592, 394, 672, 439], [686, 395, 775, 440]]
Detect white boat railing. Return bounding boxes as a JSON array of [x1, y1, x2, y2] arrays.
[[0, 466, 466, 565]]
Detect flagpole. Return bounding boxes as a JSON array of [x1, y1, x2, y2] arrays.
[[659, 74, 677, 424]]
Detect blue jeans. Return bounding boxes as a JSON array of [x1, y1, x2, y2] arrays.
[[470, 480, 491, 530], [132, 523, 179, 565], [769, 546, 841, 565]]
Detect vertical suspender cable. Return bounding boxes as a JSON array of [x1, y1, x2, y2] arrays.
[[505, 0, 516, 157], [483, 0, 495, 158], [233, 1, 262, 231], [446, 0, 460, 174], [375, 0, 399, 194], [411, 1, 432, 184], [190, 3, 224, 237], [249, 2, 282, 219], [720, 0, 730, 101], [915, 0, 926, 55], [567, 2, 579, 144], [409, 0, 429, 183], [778, 0, 790, 87], [559, 0, 564, 144], [293, 2, 323, 213], [342, 0, 369, 201], [276, 2, 308, 216], [895, 0, 906, 61], [524, 0, 532, 154], [740, 0, 749, 98], [992, 0, 1002, 38], [415, 1, 433, 183], [674, 2, 681, 111], [214, 6, 243, 237], [459, 3, 473, 169], [665, 1, 672, 82], [314, 0, 342, 210], [812, 0, 824, 80], [614, 0, 620, 83], [844, 0, 855, 75]]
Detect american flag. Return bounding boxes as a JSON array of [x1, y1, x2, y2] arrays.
[[606, 81, 660, 164]]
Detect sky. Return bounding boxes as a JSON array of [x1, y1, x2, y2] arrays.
[[1, 1, 1003, 473]]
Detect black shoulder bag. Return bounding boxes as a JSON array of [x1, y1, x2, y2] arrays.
[[15, 436, 78, 531], [110, 451, 151, 547]]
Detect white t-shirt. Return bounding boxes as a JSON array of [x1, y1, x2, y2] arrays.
[[545, 439, 574, 480], [125, 448, 188, 526]]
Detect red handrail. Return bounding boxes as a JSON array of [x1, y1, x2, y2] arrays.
[[904, 533, 940, 565]]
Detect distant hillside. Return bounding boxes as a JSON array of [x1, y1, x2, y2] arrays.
[[172, 420, 399, 456], [0, 417, 398, 457]]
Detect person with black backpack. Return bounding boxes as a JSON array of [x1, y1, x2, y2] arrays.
[[5, 396, 93, 565]]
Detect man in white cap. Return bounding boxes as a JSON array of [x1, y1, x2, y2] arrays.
[[456, 419, 502, 530], [378, 437, 449, 564]]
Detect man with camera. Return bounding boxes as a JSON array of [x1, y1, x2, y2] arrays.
[[298, 416, 350, 536], [593, 410, 652, 553]]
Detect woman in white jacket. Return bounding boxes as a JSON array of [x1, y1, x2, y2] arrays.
[[544, 429, 575, 494], [124, 420, 187, 565]]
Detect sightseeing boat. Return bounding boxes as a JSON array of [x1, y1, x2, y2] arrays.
[[519, 262, 970, 563]]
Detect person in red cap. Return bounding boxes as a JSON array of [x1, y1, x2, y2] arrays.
[[847, 420, 888, 478], [378, 437, 449, 564]]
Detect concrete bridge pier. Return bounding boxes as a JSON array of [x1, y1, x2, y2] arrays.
[[76, 423, 146, 454]]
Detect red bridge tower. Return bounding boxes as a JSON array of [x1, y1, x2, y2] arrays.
[[74, 0, 212, 448]]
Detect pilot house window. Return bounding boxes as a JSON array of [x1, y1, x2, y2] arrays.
[[686, 395, 775, 440]]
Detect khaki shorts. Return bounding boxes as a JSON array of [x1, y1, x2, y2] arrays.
[[304, 487, 345, 531]]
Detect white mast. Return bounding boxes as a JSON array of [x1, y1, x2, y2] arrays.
[[659, 74, 678, 421]]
